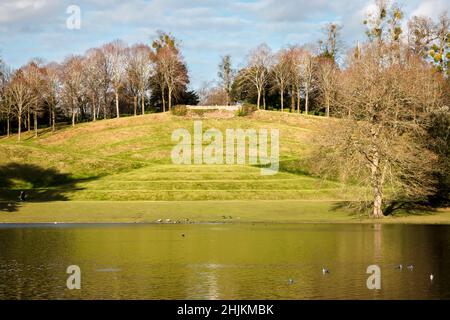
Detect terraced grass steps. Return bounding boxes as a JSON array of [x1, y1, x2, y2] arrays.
[[0, 111, 360, 203]]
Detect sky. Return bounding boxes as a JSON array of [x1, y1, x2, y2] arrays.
[[0, 0, 448, 89]]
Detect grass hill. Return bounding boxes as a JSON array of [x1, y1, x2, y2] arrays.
[[0, 111, 447, 223]]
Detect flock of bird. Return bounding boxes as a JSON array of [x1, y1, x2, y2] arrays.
[[287, 264, 435, 285]]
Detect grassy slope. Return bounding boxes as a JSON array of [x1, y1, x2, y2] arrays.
[[0, 111, 446, 223]]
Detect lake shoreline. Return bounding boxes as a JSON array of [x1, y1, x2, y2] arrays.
[[1, 200, 449, 225]]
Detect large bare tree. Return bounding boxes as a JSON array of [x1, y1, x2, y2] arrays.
[[127, 44, 153, 116], [103, 40, 127, 118], [317, 57, 338, 117], [244, 44, 273, 110], [8, 69, 36, 141], [311, 44, 444, 218], [42, 62, 60, 131], [272, 49, 291, 112], [61, 56, 84, 127]]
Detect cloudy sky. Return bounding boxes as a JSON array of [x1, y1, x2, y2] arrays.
[[0, 0, 448, 89]]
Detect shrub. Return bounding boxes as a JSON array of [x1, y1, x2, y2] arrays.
[[171, 105, 188, 116]]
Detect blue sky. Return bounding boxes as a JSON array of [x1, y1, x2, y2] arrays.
[[0, 0, 448, 89]]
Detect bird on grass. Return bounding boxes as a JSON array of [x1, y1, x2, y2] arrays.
[[288, 279, 294, 285], [430, 274, 434, 281], [396, 264, 403, 270], [407, 265, 414, 271], [322, 268, 330, 274]]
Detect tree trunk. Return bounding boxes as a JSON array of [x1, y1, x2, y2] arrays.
[[263, 88, 266, 110], [18, 108, 22, 142], [52, 109, 56, 132], [92, 95, 96, 122], [33, 112, 38, 138], [168, 87, 172, 111], [27, 109, 30, 132], [115, 92, 120, 118], [133, 96, 137, 116], [305, 86, 309, 115], [280, 88, 284, 112], [297, 89, 301, 113], [370, 144, 383, 218], [72, 109, 76, 127], [291, 85, 295, 112], [48, 106, 52, 127], [6, 115, 10, 137], [103, 92, 107, 119], [257, 89, 261, 110], [326, 98, 330, 117], [141, 93, 145, 115], [162, 87, 166, 113]]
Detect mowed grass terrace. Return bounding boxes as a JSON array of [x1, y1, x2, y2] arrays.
[[0, 111, 446, 223]]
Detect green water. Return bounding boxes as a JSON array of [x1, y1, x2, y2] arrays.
[[0, 223, 449, 299]]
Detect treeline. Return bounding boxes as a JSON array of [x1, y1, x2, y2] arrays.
[[0, 31, 198, 140], [202, 7, 449, 117]]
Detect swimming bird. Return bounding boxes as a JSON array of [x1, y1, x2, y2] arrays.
[[322, 268, 330, 274], [430, 274, 434, 281], [407, 265, 414, 271]]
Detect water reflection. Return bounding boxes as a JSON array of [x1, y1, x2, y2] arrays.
[[0, 223, 449, 299]]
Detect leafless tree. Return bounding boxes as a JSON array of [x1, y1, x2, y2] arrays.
[[311, 44, 444, 218], [0, 60, 12, 136], [61, 56, 84, 127], [103, 40, 127, 118], [8, 69, 36, 141], [22, 60, 46, 137], [244, 44, 273, 110], [272, 49, 291, 112], [127, 44, 153, 115], [317, 57, 338, 117], [42, 62, 60, 131]]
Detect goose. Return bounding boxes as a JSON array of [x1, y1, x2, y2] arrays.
[[288, 279, 294, 285], [322, 268, 330, 274], [396, 264, 403, 270]]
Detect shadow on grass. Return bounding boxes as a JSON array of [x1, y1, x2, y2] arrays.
[[0, 162, 94, 213], [251, 158, 314, 177], [331, 200, 438, 218]]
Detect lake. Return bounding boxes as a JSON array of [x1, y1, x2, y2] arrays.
[[0, 223, 449, 299]]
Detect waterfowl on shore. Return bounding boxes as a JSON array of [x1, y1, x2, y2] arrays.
[[430, 274, 434, 281], [322, 268, 330, 274], [396, 264, 403, 270], [407, 265, 414, 270], [288, 279, 294, 285]]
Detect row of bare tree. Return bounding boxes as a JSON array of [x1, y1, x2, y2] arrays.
[[0, 31, 189, 140], [204, 6, 448, 117]]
